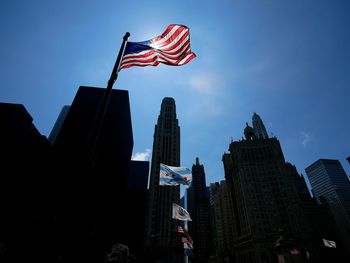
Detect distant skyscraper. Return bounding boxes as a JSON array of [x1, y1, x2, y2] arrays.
[[252, 112, 268, 139], [306, 159, 350, 255], [209, 180, 235, 262], [145, 97, 181, 262], [187, 157, 211, 262], [223, 113, 311, 263]]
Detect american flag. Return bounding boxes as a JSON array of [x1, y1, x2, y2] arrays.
[[182, 237, 193, 249], [178, 226, 185, 234], [120, 24, 196, 70], [178, 225, 193, 248], [290, 248, 301, 255]]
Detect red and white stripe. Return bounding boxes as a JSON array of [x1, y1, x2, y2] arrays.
[[120, 24, 196, 70], [178, 225, 194, 248], [178, 226, 185, 234], [182, 237, 194, 249]]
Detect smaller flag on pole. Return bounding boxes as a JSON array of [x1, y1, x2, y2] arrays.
[[120, 24, 196, 70], [323, 238, 336, 248], [182, 237, 194, 249], [178, 225, 194, 249], [173, 203, 192, 221], [290, 248, 301, 255], [159, 163, 192, 187]]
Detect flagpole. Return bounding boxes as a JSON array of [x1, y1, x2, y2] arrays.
[[184, 188, 188, 263], [88, 32, 130, 166]]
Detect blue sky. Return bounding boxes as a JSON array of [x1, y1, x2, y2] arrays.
[[1, 0, 349, 189]]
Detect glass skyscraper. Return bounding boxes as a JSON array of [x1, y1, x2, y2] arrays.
[[306, 159, 350, 256]]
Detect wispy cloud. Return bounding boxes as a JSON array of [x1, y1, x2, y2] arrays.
[[188, 74, 222, 95], [180, 72, 228, 118], [299, 131, 314, 147], [131, 148, 152, 161], [188, 98, 223, 117]]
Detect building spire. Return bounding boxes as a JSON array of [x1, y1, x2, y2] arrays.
[[196, 157, 200, 165], [252, 112, 268, 139]]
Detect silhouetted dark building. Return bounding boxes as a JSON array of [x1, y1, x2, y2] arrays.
[[128, 160, 150, 258], [209, 180, 235, 262], [0, 102, 52, 207], [285, 162, 343, 262], [0, 88, 150, 263], [223, 114, 313, 263], [0, 102, 51, 172], [48, 105, 70, 144], [187, 157, 211, 262], [144, 97, 182, 262], [54, 86, 133, 170], [52, 86, 146, 262], [306, 159, 350, 258], [0, 102, 53, 263]]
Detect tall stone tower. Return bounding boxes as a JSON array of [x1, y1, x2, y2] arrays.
[[145, 97, 181, 262], [223, 113, 312, 263]]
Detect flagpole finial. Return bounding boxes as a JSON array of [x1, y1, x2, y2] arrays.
[[124, 32, 130, 40]]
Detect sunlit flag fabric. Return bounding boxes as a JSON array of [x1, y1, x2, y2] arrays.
[[159, 163, 192, 187], [120, 24, 196, 70], [172, 203, 192, 221]]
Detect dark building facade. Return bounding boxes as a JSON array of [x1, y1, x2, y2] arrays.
[[305, 159, 350, 257], [128, 160, 150, 258], [0, 102, 51, 174], [223, 114, 313, 263], [54, 86, 133, 170], [145, 97, 182, 262], [0, 102, 52, 208], [285, 162, 343, 262], [209, 180, 235, 262], [0, 102, 53, 263], [52, 86, 148, 262], [187, 158, 211, 262], [0, 88, 149, 262], [48, 105, 70, 145]]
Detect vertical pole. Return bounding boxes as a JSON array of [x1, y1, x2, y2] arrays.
[[88, 32, 130, 166], [184, 188, 188, 263]]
